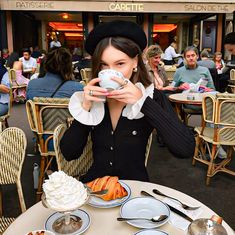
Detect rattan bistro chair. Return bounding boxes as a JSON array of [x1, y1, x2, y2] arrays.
[[9, 69, 27, 91], [80, 68, 92, 85], [53, 124, 94, 178], [25, 97, 71, 201], [0, 127, 27, 233], [193, 94, 235, 185], [53, 123, 153, 178], [164, 65, 176, 83]]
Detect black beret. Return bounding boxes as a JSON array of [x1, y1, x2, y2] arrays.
[[85, 20, 147, 55], [224, 32, 235, 44]]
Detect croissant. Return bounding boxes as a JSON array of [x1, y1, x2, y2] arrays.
[[86, 176, 127, 201]]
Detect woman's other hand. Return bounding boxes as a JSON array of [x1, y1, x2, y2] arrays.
[[83, 78, 109, 111], [178, 82, 190, 90], [107, 77, 143, 104]]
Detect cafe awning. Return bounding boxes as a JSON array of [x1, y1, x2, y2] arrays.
[[1, 0, 235, 13]]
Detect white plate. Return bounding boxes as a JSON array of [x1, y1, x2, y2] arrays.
[[88, 181, 131, 208], [120, 197, 170, 229], [45, 209, 90, 235], [134, 229, 169, 235]]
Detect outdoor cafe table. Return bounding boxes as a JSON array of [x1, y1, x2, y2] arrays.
[[4, 180, 234, 235], [168, 92, 204, 121]]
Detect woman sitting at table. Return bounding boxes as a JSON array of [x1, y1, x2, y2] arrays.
[[213, 51, 225, 74], [7, 52, 29, 102], [145, 45, 175, 91], [0, 58, 10, 116], [60, 20, 195, 183], [26, 47, 83, 100]]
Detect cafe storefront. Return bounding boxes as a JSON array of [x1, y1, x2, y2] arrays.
[[0, 0, 235, 56]]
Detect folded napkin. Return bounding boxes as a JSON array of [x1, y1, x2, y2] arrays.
[[163, 198, 203, 231]]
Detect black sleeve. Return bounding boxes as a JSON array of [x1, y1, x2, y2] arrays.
[[141, 89, 195, 158], [60, 119, 91, 161]]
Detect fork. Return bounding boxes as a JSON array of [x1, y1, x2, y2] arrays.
[[152, 189, 201, 210]]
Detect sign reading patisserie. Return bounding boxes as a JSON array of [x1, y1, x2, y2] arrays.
[[15, 1, 54, 9]]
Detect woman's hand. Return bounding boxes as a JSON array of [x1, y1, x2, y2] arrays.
[[178, 82, 190, 90], [161, 86, 177, 91], [83, 78, 109, 111], [107, 77, 143, 104]]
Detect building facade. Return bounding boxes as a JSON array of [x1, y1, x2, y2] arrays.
[[0, 0, 235, 57]]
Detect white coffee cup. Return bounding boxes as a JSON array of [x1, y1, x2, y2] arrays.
[[98, 69, 124, 91]]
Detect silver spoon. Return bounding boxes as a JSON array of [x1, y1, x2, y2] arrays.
[[88, 189, 108, 196], [153, 189, 201, 210], [117, 215, 168, 223]]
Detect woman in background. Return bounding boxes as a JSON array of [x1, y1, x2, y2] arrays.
[[145, 45, 175, 91], [6, 52, 29, 102], [213, 51, 225, 74]]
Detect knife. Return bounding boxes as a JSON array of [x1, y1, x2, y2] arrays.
[[140, 190, 193, 222]]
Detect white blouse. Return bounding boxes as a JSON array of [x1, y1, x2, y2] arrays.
[[69, 83, 154, 126]]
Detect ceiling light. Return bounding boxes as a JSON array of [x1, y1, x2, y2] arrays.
[[62, 13, 69, 19]]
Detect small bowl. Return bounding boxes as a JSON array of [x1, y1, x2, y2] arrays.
[[24, 230, 55, 235]]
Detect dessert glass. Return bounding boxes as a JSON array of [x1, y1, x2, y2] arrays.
[[42, 192, 89, 234]]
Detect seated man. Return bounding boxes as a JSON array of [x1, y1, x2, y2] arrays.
[[19, 48, 37, 76], [173, 46, 215, 117], [173, 46, 215, 91]]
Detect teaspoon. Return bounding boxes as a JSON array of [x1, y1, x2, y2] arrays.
[[117, 215, 168, 223]]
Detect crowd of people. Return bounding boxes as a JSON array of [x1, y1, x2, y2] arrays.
[[0, 21, 235, 182]]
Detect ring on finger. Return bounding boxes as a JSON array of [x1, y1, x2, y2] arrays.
[[89, 90, 93, 96], [122, 79, 129, 87]]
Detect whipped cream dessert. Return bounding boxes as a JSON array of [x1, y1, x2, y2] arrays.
[[43, 171, 87, 211]]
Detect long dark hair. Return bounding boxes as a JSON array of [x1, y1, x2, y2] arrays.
[[92, 37, 151, 88], [6, 52, 19, 68], [44, 47, 73, 81]]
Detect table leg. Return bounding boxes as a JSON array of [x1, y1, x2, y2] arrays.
[[174, 103, 185, 122]]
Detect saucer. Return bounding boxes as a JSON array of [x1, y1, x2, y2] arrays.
[[120, 197, 170, 229], [45, 209, 90, 235], [134, 229, 169, 235]]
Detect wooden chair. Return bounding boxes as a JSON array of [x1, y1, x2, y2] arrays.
[[80, 68, 92, 85], [0, 127, 27, 233], [53, 123, 153, 178], [9, 69, 27, 100], [193, 93, 235, 185], [164, 65, 176, 82], [230, 68, 235, 80], [25, 97, 71, 201]]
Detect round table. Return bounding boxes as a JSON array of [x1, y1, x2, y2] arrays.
[[4, 180, 234, 235], [168, 93, 204, 106], [168, 93, 204, 122]]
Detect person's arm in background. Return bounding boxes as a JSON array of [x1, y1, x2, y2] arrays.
[[0, 84, 10, 93], [31, 58, 37, 74], [0, 72, 10, 93], [170, 46, 181, 59]]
